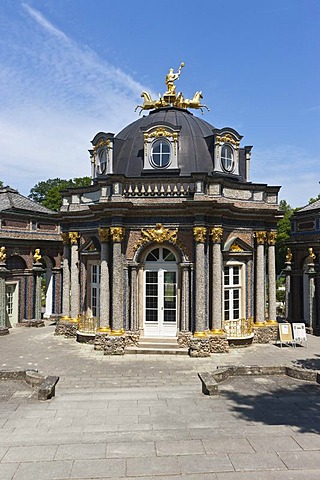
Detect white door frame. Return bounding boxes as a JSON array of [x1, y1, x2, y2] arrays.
[[5, 281, 19, 327]]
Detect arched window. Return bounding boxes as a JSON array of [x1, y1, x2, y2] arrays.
[[146, 247, 176, 262], [221, 144, 234, 172], [150, 140, 171, 168]]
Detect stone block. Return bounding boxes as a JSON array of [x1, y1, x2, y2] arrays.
[[0, 326, 9, 335], [38, 376, 59, 400], [177, 331, 192, 348], [208, 334, 229, 353], [124, 330, 140, 346], [94, 332, 110, 350], [253, 325, 278, 343], [198, 372, 219, 395], [17, 319, 45, 328], [189, 338, 211, 357], [104, 336, 126, 355], [54, 320, 77, 337]]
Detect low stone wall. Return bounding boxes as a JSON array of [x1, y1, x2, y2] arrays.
[[198, 365, 320, 396], [0, 326, 9, 335], [252, 325, 278, 344], [125, 330, 140, 347], [0, 368, 59, 400], [54, 320, 78, 338], [177, 331, 193, 348], [189, 338, 211, 357], [208, 334, 229, 353], [104, 336, 126, 355]]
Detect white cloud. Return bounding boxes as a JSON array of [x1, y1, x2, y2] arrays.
[[0, 3, 155, 195]]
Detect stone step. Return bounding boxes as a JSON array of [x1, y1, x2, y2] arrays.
[[126, 346, 188, 355]]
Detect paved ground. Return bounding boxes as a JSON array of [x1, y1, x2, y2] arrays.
[[1, 324, 320, 479]]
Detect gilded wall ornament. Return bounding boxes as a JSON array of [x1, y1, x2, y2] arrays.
[[33, 248, 41, 263], [308, 247, 316, 263], [0, 246, 6, 262], [93, 139, 111, 152], [230, 243, 244, 252], [210, 227, 223, 243], [285, 247, 293, 262], [254, 231, 267, 245], [98, 227, 110, 243], [141, 224, 178, 244], [267, 231, 277, 245], [215, 133, 240, 149], [110, 227, 124, 243], [69, 232, 80, 245], [193, 227, 207, 243]]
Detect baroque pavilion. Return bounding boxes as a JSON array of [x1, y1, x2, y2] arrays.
[[56, 64, 281, 355]]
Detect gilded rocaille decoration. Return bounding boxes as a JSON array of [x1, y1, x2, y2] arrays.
[[230, 243, 244, 252], [193, 227, 207, 243], [0, 246, 6, 262], [142, 224, 178, 244], [286, 247, 293, 262], [69, 232, 80, 245], [135, 63, 209, 115], [215, 134, 240, 149], [267, 231, 277, 245], [308, 247, 316, 263], [210, 227, 223, 243], [93, 139, 111, 151], [61, 233, 70, 244], [98, 227, 110, 243], [33, 248, 41, 263], [110, 227, 124, 243], [254, 231, 267, 245]]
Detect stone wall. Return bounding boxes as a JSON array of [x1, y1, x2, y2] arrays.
[[252, 325, 278, 344]]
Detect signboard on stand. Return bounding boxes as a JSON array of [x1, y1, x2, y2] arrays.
[[278, 323, 296, 347], [292, 323, 307, 347]]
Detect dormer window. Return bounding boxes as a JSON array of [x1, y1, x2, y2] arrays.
[[151, 139, 171, 168], [221, 145, 234, 172]]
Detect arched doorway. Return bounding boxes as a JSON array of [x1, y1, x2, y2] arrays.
[[143, 246, 178, 337]]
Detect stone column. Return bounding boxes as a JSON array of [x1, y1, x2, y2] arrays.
[[33, 259, 43, 321], [98, 228, 110, 332], [0, 251, 9, 335], [180, 263, 190, 331], [61, 233, 71, 318], [254, 231, 266, 325], [193, 227, 207, 337], [210, 227, 224, 334], [267, 232, 277, 325], [110, 227, 124, 335], [129, 263, 139, 331], [307, 248, 316, 332], [69, 232, 80, 320]]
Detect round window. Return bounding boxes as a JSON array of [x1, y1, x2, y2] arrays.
[[151, 140, 171, 168], [221, 145, 234, 172]]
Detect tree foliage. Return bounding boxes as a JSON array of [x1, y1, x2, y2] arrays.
[[28, 177, 91, 211], [308, 193, 320, 205], [276, 199, 295, 275]]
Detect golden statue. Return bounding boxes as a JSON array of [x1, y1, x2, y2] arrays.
[[165, 63, 184, 95], [0, 246, 6, 262], [285, 247, 292, 262], [308, 247, 316, 263], [34, 248, 41, 263]]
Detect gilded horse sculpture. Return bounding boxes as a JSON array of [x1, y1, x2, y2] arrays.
[[135, 92, 164, 115], [176, 91, 209, 114]]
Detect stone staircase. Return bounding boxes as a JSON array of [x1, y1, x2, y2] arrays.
[[126, 337, 189, 355]]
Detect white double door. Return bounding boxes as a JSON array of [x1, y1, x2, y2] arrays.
[[144, 265, 178, 337]]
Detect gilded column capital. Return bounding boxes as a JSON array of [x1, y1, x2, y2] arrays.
[[110, 227, 124, 243], [254, 231, 267, 245], [0, 246, 6, 263], [210, 227, 223, 243], [61, 233, 70, 244], [98, 227, 110, 243], [193, 227, 207, 243], [267, 231, 277, 245], [69, 232, 80, 245]]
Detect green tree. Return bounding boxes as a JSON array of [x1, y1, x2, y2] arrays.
[[0, 181, 3, 188], [308, 193, 320, 205], [28, 177, 91, 211], [276, 199, 295, 274]]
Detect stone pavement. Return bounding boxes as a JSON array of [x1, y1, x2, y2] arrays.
[[1, 324, 320, 479]]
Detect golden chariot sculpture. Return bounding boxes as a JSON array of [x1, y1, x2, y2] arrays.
[[135, 63, 210, 115]]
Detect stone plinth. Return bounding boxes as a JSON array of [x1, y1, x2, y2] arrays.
[[17, 319, 45, 328], [124, 330, 140, 346], [252, 325, 278, 344], [0, 326, 9, 335], [54, 319, 78, 337], [94, 332, 110, 351], [177, 331, 192, 348], [189, 338, 211, 357], [104, 336, 126, 355], [208, 334, 229, 353]]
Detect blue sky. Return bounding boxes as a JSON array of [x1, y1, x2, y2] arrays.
[[0, 0, 319, 207]]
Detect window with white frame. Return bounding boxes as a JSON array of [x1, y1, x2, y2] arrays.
[[223, 264, 242, 320], [91, 263, 101, 317], [150, 139, 171, 168], [221, 144, 234, 172]]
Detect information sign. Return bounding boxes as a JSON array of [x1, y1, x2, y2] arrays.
[[292, 323, 307, 347]]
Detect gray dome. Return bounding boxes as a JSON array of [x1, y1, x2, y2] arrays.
[[113, 107, 215, 177]]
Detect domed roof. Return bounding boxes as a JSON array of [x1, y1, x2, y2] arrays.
[[113, 107, 215, 177]]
